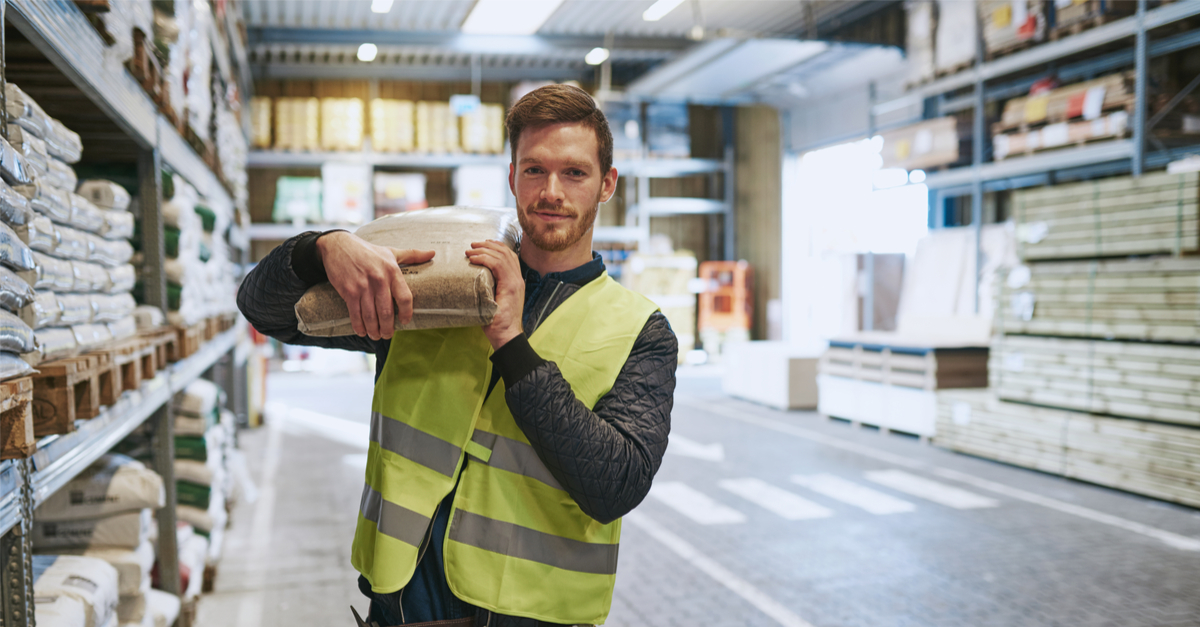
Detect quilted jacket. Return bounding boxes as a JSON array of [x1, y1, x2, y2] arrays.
[[237, 232, 678, 625]]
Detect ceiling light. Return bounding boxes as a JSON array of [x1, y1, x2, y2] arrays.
[[370, 0, 394, 13], [357, 43, 378, 62], [909, 169, 926, 184], [643, 0, 687, 21], [585, 47, 610, 66], [461, 0, 567, 35]]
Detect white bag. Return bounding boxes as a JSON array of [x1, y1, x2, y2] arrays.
[[145, 589, 181, 627], [177, 489, 226, 535], [116, 587, 147, 624], [34, 592, 89, 627], [54, 541, 155, 596], [32, 554, 119, 627], [32, 509, 153, 550], [36, 454, 165, 522], [173, 379, 220, 418]]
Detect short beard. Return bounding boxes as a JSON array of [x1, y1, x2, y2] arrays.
[[518, 193, 601, 253]]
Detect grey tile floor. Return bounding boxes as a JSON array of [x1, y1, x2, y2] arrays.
[[196, 370, 1200, 627]]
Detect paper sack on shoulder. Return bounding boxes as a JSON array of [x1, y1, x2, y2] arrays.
[[295, 206, 521, 336]]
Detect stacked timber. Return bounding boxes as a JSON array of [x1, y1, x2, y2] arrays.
[[1013, 170, 1198, 260], [935, 169, 1200, 510]]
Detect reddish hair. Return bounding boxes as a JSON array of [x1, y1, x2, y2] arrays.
[[506, 84, 613, 174]]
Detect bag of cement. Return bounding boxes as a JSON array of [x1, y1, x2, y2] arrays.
[[17, 179, 72, 223], [0, 266, 36, 312], [56, 225, 93, 260], [177, 533, 208, 601], [93, 293, 136, 324], [207, 524, 225, 565], [116, 589, 147, 624], [6, 83, 47, 138], [145, 589, 180, 627], [101, 210, 135, 241], [72, 323, 111, 350], [295, 207, 520, 336], [46, 118, 83, 164], [47, 157, 78, 192], [52, 541, 155, 597], [37, 455, 165, 522], [0, 179, 32, 225], [0, 222, 36, 272], [108, 265, 136, 293], [132, 305, 163, 329], [173, 379, 219, 418], [23, 290, 62, 328], [90, 236, 134, 267], [32, 509, 153, 550], [78, 181, 131, 212], [73, 261, 112, 292], [17, 214, 59, 253], [177, 490, 226, 536], [175, 431, 221, 463], [34, 591, 89, 627], [108, 316, 137, 341], [8, 124, 49, 176], [174, 459, 219, 487], [0, 351, 33, 378], [32, 327, 77, 362], [0, 309, 36, 353], [58, 293, 94, 326], [70, 193, 108, 234], [32, 554, 119, 627], [0, 135, 31, 186]]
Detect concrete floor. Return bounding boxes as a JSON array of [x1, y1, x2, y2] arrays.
[[196, 368, 1200, 627]]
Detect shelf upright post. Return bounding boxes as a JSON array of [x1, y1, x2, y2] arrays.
[[722, 106, 736, 261], [971, 10, 986, 315], [1133, 0, 1148, 177], [864, 82, 877, 331]]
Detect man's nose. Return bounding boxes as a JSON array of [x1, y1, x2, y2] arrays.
[[541, 174, 565, 204]]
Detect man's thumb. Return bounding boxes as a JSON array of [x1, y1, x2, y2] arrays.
[[394, 249, 436, 265]]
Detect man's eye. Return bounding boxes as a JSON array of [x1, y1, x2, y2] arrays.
[[525, 167, 543, 175], [568, 169, 585, 177]]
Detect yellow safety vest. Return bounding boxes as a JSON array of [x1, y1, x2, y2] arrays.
[[351, 274, 659, 625]]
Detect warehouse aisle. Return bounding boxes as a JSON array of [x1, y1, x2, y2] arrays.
[[196, 370, 1200, 627]]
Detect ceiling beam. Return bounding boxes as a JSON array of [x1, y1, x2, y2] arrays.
[[252, 62, 589, 82], [248, 27, 694, 55]]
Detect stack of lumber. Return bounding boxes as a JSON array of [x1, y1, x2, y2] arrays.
[[821, 340, 988, 391], [1013, 170, 1199, 260], [996, 257, 1200, 342], [990, 334, 1200, 426], [878, 117, 961, 171], [937, 390, 1200, 508]]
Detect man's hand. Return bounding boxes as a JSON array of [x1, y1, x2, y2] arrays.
[[316, 231, 435, 340], [466, 240, 523, 350]]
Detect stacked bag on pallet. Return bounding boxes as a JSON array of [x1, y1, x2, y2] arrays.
[[4, 83, 138, 366], [32, 454, 170, 627], [0, 85, 40, 382], [173, 379, 237, 574]]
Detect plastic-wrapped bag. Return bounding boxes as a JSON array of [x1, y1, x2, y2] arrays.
[[45, 118, 83, 164], [16, 214, 59, 253], [20, 252, 73, 291], [89, 235, 134, 267], [7, 124, 48, 178], [78, 180, 131, 212], [101, 209, 134, 240], [72, 261, 111, 292], [58, 293, 93, 326], [0, 223, 36, 272], [33, 327, 77, 361], [108, 265, 136, 293], [0, 351, 33, 378], [46, 157, 77, 191], [132, 305, 163, 329], [295, 207, 520, 336], [0, 309, 35, 353], [108, 315, 136, 341], [55, 224, 93, 261], [0, 179, 32, 226], [0, 266, 35, 312], [70, 193, 107, 234], [20, 290, 60, 328], [93, 293, 136, 323], [5, 83, 47, 138], [16, 179, 71, 223], [72, 323, 113, 349], [0, 136, 30, 187]]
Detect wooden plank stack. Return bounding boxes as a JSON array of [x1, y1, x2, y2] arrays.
[[935, 167, 1200, 510], [1013, 170, 1199, 260], [821, 342, 988, 391]]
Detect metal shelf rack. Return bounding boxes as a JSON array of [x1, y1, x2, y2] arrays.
[[0, 2, 251, 625]]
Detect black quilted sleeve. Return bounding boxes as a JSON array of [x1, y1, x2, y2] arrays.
[[499, 312, 677, 524], [237, 233, 377, 353]]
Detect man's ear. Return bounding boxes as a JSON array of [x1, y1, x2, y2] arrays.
[[601, 167, 618, 203], [508, 162, 517, 197]]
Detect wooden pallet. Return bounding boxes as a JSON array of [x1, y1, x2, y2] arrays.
[[990, 334, 1200, 427], [993, 72, 1134, 135], [936, 390, 1200, 509], [1013, 170, 1200, 260], [87, 335, 159, 399], [996, 257, 1200, 342], [138, 327, 180, 366], [31, 353, 107, 436], [202, 563, 217, 594], [1050, 0, 1134, 41], [125, 28, 162, 104], [175, 323, 206, 361], [1, 377, 35, 459], [819, 339, 989, 391]]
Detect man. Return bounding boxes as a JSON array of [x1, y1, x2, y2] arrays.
[[237, 84, 678, 627]]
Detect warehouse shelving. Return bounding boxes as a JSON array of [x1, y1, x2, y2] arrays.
[[0, 2, 251, 625]]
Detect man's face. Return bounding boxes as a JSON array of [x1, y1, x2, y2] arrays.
[[509, 121, 617, 253]]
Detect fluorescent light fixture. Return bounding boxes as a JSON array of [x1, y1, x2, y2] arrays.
[[909, 169, 926, 184], [357, 43, 378, 62], [643, 0, 687, 21], [461, 0, 567, 35], [585, 47, 610, 65], [371, 0, 394, 13]]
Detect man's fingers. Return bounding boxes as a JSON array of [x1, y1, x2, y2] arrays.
[[374, 286, 395, 339], [359, 293, 380, 340], [394, 249, 436, 265], [345, 292, 366, 337], [391, 273, 414, 326]]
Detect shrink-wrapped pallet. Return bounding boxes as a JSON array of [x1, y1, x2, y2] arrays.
[[370, 98, 415, 152], [320, 98, 365, 151], [296, 207, 520, 335], [251, 96, 273, 149]]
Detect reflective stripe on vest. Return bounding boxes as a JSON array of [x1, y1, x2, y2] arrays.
[[352, 274, 658, 625]]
